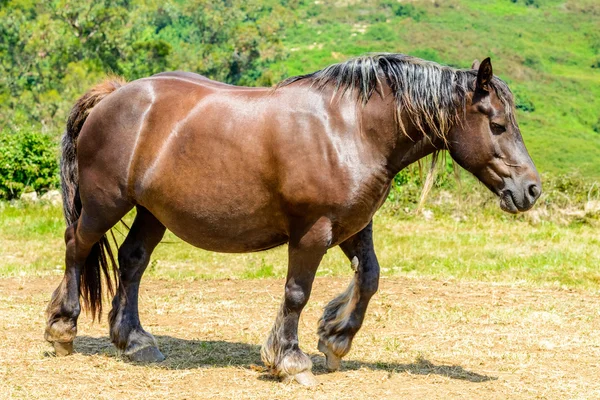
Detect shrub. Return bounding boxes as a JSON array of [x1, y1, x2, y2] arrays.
[[393, 4, 425, 21], [593, 117, 600, 134], [523, 54, 542, 70], [510, 0, 539, 7], [515, 93, 536, 112], [0, 130, 60, 199]]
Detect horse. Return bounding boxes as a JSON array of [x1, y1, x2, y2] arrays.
[[45, 54, 541, 386]]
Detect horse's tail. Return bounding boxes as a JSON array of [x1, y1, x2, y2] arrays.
[[61, 76, 126, 320]]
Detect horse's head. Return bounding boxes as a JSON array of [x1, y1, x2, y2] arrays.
[[447, 58, 541, 213]]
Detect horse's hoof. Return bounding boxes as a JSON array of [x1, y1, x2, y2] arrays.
[[318, 339, 341, 371], [127, 346, 165, 363], [53, 341, 73, 356], [285, 370, 318, 386]]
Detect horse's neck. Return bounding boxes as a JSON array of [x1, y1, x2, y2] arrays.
[[360, 93, 442, 177]]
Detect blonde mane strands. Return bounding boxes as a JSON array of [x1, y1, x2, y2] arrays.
[[279, 53, 515, 210]]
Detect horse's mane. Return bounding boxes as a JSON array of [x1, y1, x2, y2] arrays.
[[278, 53, 515, 142]]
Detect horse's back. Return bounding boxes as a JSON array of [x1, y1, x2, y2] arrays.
[[150, 71, 262, 91]]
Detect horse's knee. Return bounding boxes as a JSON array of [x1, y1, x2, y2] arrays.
[[284, 281, 309, 310]]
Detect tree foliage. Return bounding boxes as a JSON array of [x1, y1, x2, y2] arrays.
[[0, 0, 293, 135], [0, 130, 59, 198]]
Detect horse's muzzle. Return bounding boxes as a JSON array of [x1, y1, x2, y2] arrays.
[[500, 178, 541, 213]]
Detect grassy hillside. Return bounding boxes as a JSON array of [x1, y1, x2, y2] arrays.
[[273, 0, 600, 177]]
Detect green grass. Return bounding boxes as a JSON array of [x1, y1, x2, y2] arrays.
[[274, 0, 600, 177], [1, 200, 598, 289]]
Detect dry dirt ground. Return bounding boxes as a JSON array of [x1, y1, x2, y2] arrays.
[[1, 276, 600, 399]]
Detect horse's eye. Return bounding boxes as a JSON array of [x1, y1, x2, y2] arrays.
[[490, 122, 506, 135]]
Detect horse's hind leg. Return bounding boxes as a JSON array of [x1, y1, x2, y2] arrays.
[[261, 218, 331, 386], [317, 221, 379, 371], [109, 206, 166, 362], [45, 206, 130, 355]]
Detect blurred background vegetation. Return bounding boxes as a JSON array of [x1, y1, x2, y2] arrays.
[[0, 0, 599, 208]]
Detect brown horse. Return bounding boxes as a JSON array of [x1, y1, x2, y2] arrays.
[[45, 54, 541, 385]]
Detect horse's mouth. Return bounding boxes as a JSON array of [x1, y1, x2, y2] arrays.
[[499, 190, 519, 214]]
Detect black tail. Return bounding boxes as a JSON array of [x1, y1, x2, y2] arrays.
[[60, 76, 126, 320]]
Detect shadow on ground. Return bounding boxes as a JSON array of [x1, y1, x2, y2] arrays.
[[69, 335, 496, 383]]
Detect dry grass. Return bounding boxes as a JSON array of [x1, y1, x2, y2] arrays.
[[2, 276, 600, 399]]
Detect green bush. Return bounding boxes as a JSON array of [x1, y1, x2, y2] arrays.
[[593, 117, 600, 134], [515, 92, 536, 112], [0, 130, 59, 199], [523, 54, 542, 70], [392, 4, 425, 21], [510, 0, 540, 7]]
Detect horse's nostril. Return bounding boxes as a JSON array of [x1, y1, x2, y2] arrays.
[[528, 183, 540, 199]]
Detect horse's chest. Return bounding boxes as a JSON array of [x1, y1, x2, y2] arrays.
[[329, 198, 387, 245]]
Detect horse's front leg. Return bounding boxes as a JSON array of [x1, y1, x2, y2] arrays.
[[261, 219, 330, 386], [317, 220, 379, 371]]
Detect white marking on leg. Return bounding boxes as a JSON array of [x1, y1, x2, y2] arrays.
[[318, 271, 361, 359], [261, 302, 284, 369], [261, 300, 313, 378], [351, 256, 359, 271]]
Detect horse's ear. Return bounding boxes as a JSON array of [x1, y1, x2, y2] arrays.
[[476, 57, 493, 92], [471, 59, 480, 69]]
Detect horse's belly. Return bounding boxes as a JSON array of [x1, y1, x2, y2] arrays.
[[171, 222, 288, 253], [135, 139, 288, 252], [143, 201, 289, 253]]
